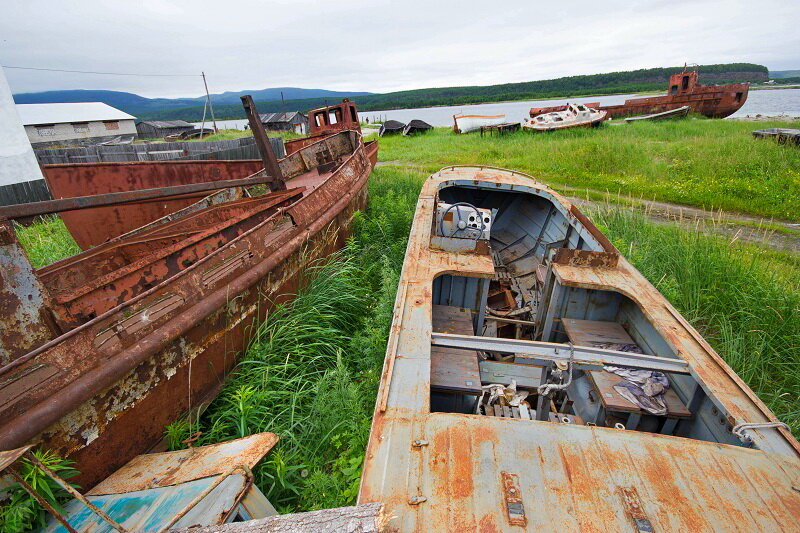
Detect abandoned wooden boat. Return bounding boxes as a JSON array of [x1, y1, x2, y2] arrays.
[[523, 103, 607, 132], [403, 119, 433, 136], [379, 120, 406, 136], [601, 67, 748, 119], [752, 127, 800, 146], [359, 166, 799, 531], [0, 99, 377, 490], [453, 114, 506, 134], [624, 105, 690, 122]]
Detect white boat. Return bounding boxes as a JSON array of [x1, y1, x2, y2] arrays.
[[523, 103, 607, 132], [453, 114, 507, 134]]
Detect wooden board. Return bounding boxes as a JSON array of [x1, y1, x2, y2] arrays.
[[431, 305, 482, 395], [562, 318, 635, 347], [586, 370, 691, 418], [479, 360, 543, 389]]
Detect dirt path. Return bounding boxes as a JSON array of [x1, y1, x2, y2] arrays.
[[376, 160, 800, 254]]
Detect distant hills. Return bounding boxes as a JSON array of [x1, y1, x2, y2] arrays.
[[12, 87, 372, 117], [769, 70, 800, 79], [13, 63, 770, 122]]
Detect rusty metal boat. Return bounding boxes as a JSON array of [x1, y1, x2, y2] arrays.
[[0, 97, 377, 490], [359, 166, 799, 531], [530, 67, 749, 120]]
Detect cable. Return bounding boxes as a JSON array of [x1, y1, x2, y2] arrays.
[[1, 65, 200, 77]]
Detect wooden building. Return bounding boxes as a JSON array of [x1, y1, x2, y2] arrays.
[[136, 120, 194, 139], [16, 102, 137, 148], [257, 111, 308, 134]]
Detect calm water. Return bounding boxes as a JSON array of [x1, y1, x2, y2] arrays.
[[196, 88, 800, 130]]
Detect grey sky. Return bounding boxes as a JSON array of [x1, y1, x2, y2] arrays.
[[1, 0, 798, 98]]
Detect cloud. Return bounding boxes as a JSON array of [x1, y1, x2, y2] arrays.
[[1, 0, 798, 98]]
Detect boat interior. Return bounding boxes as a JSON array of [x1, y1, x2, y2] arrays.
[[428, 180, 751, 448]]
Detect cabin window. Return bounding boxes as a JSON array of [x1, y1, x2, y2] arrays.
[[72, 122, 89, 133], [349, 106, 358, 123], [682, 76, 689, 91], [104, 121, 119, 130], [314, 114, 324, 127], [670, 85, 678, 95], [735, 92, 743, 102], [35, 124, 55, 136]]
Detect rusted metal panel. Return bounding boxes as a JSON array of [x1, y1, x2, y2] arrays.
[[359, 165, 800, 532], [88, 433, 278, 495], [0, 174, 290, 220], [552, 247, 619, 268], [0, 128, 375, 489], [0, 221, 59, 365], [42, 160, 263, 249]]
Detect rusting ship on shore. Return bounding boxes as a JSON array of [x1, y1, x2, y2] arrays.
[[359, 166, 799, 531], [0, 97, 377, 489], [530, 67, 749, 120]]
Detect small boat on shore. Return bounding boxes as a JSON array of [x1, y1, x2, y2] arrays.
[[523, 103, 607, 131], [359, 165, 799, 531], [379, 119, 406, 136], [403, 119, 433, 136], [625, 105, 691, 122], [0, 98, 377, 489], [752, 127, 800, 146], [453, 114, 506, 134]]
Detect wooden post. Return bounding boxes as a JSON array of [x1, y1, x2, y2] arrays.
[[241, 95, 286, 192]]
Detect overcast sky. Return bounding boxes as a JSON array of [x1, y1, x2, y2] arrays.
[[1, 0, 798, 99]]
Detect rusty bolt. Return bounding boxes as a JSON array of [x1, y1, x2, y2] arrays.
[[409, 496, 427, 505]]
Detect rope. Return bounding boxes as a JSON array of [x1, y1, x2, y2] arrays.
[[731, 422, 789, 444]]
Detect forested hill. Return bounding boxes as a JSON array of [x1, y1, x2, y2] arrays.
[[139, 63, 770, 121]]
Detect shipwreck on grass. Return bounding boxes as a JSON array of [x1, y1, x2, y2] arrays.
[[358, 165, 799, 531], [0, 96, 377, 492]]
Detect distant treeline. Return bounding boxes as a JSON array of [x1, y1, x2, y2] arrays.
[[136, 63, 769, 121]]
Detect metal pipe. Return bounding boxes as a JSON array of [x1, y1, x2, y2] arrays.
[[0, 174, 274, 220], [25, 451, 129, 532], [241, 95, 285, 192]]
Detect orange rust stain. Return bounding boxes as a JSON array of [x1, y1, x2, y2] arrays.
[[478, 513, 500, 533]]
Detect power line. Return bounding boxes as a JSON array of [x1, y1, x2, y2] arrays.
[[1, 65, 201, 77]]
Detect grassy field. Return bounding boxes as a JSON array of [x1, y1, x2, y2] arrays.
[[179, 129, 303, 142], [6, 120, 800, 520], [378, 119, 800, 221]]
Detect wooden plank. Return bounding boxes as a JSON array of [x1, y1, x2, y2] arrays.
[[430, 305, 482, 395], [562, 318, 635, 347], [479, 360, 543, 389], [492, 405, 503, 417], [502, 406, 513, 418], [586, 370, 691, 418]]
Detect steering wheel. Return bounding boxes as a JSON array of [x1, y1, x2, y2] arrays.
[[440, 202, 486, 239]]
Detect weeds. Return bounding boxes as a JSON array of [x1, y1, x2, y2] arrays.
[[14, 215, 81, 269], [0, 450, 79, 533]]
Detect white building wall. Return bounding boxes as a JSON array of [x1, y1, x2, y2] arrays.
[[25, 118, 137, 145], [0, 68, 44, 186]]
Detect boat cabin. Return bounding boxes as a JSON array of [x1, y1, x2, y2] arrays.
[[360, 166, 799, 531], [307, 99, 361, 135]]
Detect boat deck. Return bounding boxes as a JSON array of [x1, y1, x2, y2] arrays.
[[359, 166, 800, 531]]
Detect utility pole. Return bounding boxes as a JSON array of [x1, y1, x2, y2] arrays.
[[202, 71, 218, 133]]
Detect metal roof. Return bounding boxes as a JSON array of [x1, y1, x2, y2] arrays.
[[138, 120, 193, 128], [258, 111, 305, 123], [16, 102, 136, 125]]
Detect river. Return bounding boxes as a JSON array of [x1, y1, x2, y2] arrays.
[[196, 88, 800, 130]]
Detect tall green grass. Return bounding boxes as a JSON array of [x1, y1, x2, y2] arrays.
[[14, 216, 81, 269], [378, 120, 800, 220]]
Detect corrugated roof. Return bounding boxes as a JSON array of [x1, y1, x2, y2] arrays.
[[16, 102, 136, 125], [138, 120, 193, 128], [258, 111, 304, 123]]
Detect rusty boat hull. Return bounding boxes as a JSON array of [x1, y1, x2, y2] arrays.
[[359, 166, 799, 531], [529, 69, 749, 120], [0, 130, 377, 489]]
